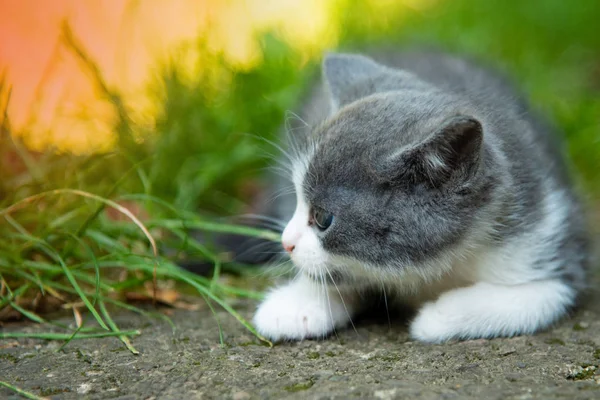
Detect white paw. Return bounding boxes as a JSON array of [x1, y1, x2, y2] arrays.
[[409, 281, 575, 343], [253, 279, 351, 341], [409, 301, 456, 343]]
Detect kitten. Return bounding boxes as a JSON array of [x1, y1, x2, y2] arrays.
[[253, 50, 590, 343]]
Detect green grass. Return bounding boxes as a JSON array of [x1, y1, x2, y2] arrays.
[[341, 0, 600, 197], [0, 184, 278, 348], [1, 0, 599, 354], [0, 381, 48, 400], [0, 29, 297, 351]]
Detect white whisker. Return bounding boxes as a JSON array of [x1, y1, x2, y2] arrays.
[[380, 277, 392, 331], [324, 266, 358, 337]]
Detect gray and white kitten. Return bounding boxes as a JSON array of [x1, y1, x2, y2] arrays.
[[253, 50, 590, 343]]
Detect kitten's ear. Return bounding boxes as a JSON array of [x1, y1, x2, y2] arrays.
[[384, 116, 483, 187], [323, 53, 386, 110]]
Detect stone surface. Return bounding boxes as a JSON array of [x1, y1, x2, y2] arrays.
[[1, 283, 600, 400]]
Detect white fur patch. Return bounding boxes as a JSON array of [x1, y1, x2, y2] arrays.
[[409, 279, 575, 343], [406, 188, 576, 343], [281, 159, 331, 277], [253, 275, 354, 341], [476, 188, 570, 285]]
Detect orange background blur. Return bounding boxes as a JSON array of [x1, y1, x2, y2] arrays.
[[0, 0, 354, 153]]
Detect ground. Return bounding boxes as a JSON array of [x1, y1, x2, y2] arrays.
[[1, 283, 600, 400]]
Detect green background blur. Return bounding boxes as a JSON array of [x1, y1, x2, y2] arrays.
[[2, 0, 599, 222]]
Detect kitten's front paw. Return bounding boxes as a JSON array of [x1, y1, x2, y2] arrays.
[[253, 280, 351, 341], [410, 281, 574, 343], [409, 301, 453, 343]]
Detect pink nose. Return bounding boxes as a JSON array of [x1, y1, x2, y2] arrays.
[[283, 242, 295, 253]]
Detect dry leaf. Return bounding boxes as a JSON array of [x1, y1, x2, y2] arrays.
[[125, 282, 201, 311], [35, 295, 63, 314], [125, 288, 179, 305], [62, 301, 85, 310], [0, 340, 19, 349], [173, 301, 201, 311], [0, 306, 23, 322], [44, 286, 67, 301], [73, 308, 83, 328], [105, 200, 148, 222]]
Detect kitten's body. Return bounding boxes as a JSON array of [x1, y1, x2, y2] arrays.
[[254, 50, 589, 343]]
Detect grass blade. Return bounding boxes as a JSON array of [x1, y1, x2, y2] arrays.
[[0, 189, 158, 257], [0, 281, 29, 309], [99, 301, 139, 354], [148, 219, 281, 242], [7, 301, 46, 324], [58, 232, 102, 306], [132, 261, 271, 346], [199, 293, 225, 346], [185, 275, 271, 346], [0, 330, 141, 340], [40, 279, 176, 332], [56, 324, 85, 352], [3, 234, 110, 329], [0, 380, 49, 400], [41, 244, 109, 330]]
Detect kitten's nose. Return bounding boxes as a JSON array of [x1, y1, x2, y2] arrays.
[[282, 241, 295, 253]]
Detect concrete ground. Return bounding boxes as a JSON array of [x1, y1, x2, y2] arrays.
[[1, 283, 600, 400]]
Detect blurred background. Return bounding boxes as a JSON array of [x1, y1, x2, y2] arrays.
[[0, 0, 599, 323], [2, 0, 599, 215], [0, 0, 600, 334]]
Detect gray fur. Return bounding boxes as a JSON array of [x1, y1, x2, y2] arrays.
[[282, 50, 589, 292]]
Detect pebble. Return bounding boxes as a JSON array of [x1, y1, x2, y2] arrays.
[[505, 373, 523, 382], [232, 391, 251, 400], [498, 347, 517, 356], [329, 375, 349, 382], [313, 370, 334, 379], [77, 383, 92, 395]]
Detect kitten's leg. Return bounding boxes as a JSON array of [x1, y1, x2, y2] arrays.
[[253, 275, 356, 341], [409, 280, 575, 343]]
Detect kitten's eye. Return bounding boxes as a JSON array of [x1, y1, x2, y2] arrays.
[[311, 206, 334, 231]]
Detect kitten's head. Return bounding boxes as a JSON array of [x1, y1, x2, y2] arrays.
[[282, 53, 494, 285]]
